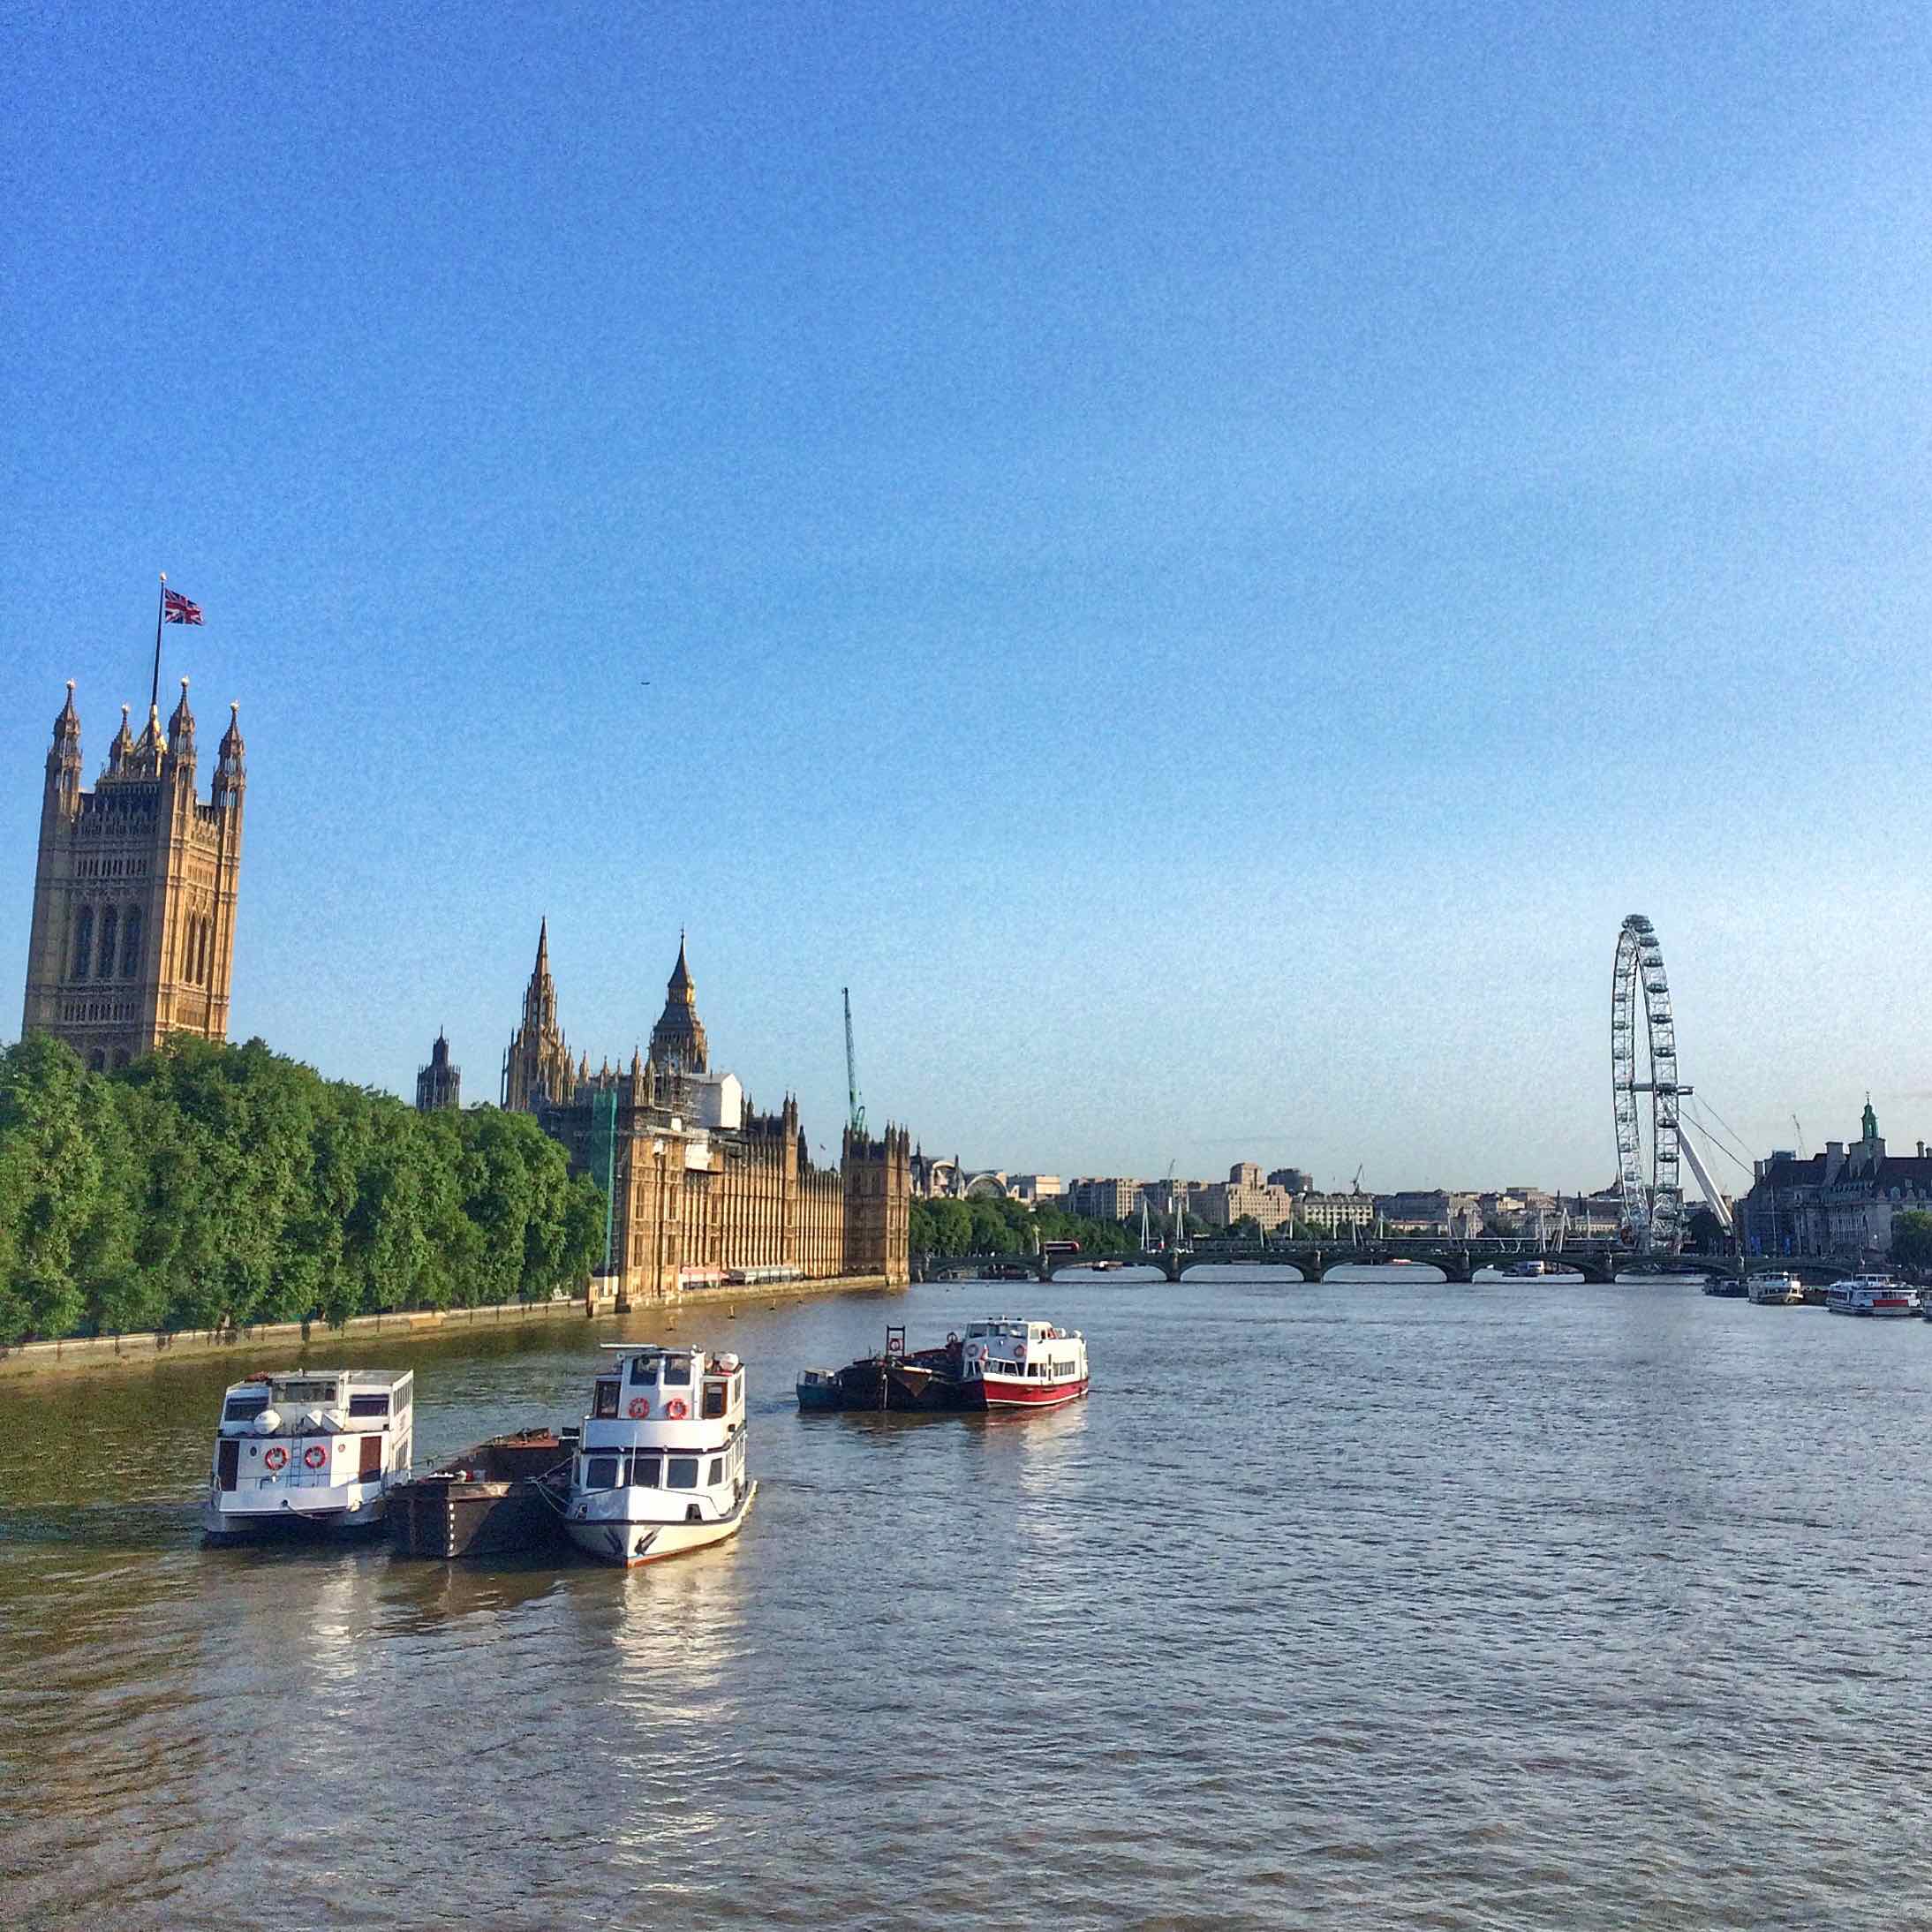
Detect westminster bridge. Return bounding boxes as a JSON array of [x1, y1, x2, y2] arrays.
[[914, 1236, 1792, 1287]]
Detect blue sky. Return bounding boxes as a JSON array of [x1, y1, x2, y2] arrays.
[[6, 3, 1931, 1192]]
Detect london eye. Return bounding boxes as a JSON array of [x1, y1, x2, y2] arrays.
[[1611, 914, 1684, 1253]]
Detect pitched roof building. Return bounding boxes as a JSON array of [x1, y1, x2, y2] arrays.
[[1739, 1100, 1932, 1260]]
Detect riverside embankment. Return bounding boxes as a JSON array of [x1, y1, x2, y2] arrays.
[[0, 1271, 899, 1378]]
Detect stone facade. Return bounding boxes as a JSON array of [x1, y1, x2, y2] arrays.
[[1068, 1177, 1143, 1221], [502, 929, 910, 1299], [1196, 1164, 1296, 1230], [22, 679, 245, 1069], [1739, 1103, 1932, 1261]]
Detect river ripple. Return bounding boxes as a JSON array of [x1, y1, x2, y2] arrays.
[[2, 1275, 1929, 1929]]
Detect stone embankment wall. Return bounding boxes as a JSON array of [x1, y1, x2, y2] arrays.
[[0, 1272, 899, 1378]]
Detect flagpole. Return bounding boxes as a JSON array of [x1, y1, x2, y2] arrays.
[[152, 573, 166, 715]]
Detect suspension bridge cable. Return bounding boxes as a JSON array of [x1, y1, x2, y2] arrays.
[[1681, 1098, 1755, 1177]]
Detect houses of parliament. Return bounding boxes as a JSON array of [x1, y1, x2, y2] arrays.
[[494, 923, 911, 1301], [19, 672, 909, 1299]]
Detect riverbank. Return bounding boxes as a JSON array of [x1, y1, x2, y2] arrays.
[[0, 1271, 901, 1378]]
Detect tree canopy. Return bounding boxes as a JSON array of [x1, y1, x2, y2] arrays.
[[0, 1035, 605, 1344]]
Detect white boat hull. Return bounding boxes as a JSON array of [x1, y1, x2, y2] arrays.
[[565, 1481, 757, 1568], [202, 1482, 390, 1539]]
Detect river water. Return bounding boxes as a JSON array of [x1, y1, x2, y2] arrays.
[[3, 1271, 1930, 1929]]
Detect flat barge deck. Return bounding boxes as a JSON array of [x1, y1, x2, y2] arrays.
[[387, 1427, 575, 1558]]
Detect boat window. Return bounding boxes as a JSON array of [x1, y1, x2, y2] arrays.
[[277, 1380, 338, 1405], [630, 1454, 660, 1489], [667, 1457, 699, 1490], [348, 1393, 390, 1418], [223, 1395, 268, 1423], [594, 1381, 620, 1419], [701, 1383, 726, 1420], [663, 1358, 693, 1387], [585, 1455, 622, 1490], [708, 1458, 723, 1484], [629, 1356, 657, 1386]]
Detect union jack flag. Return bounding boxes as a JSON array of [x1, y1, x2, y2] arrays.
[[162, 587, 203, 625]]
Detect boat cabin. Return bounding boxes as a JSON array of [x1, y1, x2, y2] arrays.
[[576, 1346, 749, 1512], [206, 1367, 413, 1534], [961, 1317, 1085, 1385]]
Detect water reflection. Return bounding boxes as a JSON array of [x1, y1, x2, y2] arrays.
[[8, 1281, 1932, 1927]]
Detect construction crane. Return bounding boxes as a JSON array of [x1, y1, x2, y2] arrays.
[[842, 986, 866, 1138], [1792, 1114, 1808, 1158]]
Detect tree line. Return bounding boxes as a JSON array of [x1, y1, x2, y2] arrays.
[[909, 1195, 1207, 1258], [0, 1033, 607, 1345]]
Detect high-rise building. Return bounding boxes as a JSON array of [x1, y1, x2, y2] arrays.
[[21, 678, 245, 1070], [415, 1030, 461, 1111]]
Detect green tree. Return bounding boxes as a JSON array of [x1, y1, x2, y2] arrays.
[[1892, 1211, 1932, 1275]]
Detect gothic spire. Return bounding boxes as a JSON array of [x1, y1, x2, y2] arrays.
[[650, 931, 709, 1075], [47, 681, 80, 787], [165, 677, 197, 769]]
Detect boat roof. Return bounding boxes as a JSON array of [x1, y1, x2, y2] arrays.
[[597, 1343, 735, 1361], [224, 1367, 412, 1392]]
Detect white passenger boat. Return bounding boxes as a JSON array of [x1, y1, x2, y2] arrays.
[[959, 1317, 1089, 1409], [203, 1368, 413, 1540], [563, 1345, 754, 1567], [1746, 1271, 1806, 1306], [1824, 1274, 1921, 1317]]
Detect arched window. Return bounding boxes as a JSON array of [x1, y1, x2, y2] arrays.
[[195, 917, 209, 985], [72, 907, 94, 980], [99, 909, 118, 984], [121, 906, 142, 977], [87, 1048, 106, 1073]]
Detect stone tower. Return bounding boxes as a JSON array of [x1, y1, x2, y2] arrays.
[[416, 1030, 461, 1111], [648, 932, 709, 1075], [502, 919, 576, 1111], [20, 679, 245, 1070]]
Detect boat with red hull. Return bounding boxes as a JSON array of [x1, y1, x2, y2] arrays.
[[797, 1317, 1089, 1413], [959, 1317, 1089, 1408]]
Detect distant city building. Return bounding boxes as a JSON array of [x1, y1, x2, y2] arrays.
[[1267, 1167, 1314, 1195], [1068, 1177, 1143, 1221], [1374, 1189, 1482, 1237], [1144, 1178, 1194, 1219], [1739, 1101, 1932, 1260], [1197, 1161, 1295, 1230], [23, 678, 246, 1069], [1008, 1174, 1065, 1204], [415, 1030, 461, 1111], [1297, 1190, 1377, 1234], [909, 1152, 1008, 1199]]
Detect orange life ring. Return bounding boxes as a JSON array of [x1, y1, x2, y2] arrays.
[[665, 1398, 689, 1421], [263, 1446, 288, 1471], [628, 1397, 651, 1419], [303, 1444, 327, 1470]]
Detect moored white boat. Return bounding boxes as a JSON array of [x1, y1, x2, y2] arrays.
[[1824, 1274, 1921, 1317], [563, 1345, 754, 1567], [959, 1317, 1089, 1409], [202, 1368, 413, 1540], [1745, 1271, 1806, 1306]]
